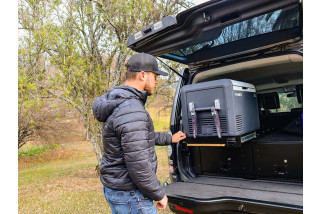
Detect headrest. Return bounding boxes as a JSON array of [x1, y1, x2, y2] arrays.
[[257, 92, 280, 110]]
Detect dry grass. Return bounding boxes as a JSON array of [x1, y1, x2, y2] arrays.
[[19, 141, 173, 214], [19, 141, 105, 213], [19, 107, 174, 213], [147, 107, 171, 133]]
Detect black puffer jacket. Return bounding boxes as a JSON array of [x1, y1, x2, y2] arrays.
[[92, 86, 172, 201]]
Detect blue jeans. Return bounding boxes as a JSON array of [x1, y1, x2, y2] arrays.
[[103, 186, 157, 214]]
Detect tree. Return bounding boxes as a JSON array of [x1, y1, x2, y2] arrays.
[[18, 0, 192, 172], [18, 4, 47, 148]]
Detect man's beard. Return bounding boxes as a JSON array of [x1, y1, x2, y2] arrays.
[[146, 88, 153, 96], [145, 84, 154, 96]]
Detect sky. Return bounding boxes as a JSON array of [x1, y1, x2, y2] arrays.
[[185, 0, 209, 12], [193, 0, 209, 5]]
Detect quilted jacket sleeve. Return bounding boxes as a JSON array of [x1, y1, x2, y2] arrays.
[[154, 132, 172, 146], [113, 101, 165, 201]]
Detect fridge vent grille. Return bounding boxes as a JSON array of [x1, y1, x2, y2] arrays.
[[188, 116, 227, 135], [236, 115, 243, 132]]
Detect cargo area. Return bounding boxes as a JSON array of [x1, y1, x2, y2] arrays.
[[166, 52, 303, 213], [181, 53, 303, 181]]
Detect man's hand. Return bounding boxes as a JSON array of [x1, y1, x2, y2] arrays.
[[156, 195, 168, 210], [172, 131, 186, 143]]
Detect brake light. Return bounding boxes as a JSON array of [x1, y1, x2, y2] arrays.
[[174, 205, 193, 213]]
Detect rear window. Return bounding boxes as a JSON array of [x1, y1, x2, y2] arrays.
[[278, 92, 302, 112], [260, 90, 302, 113], [171, 5, 300, 57]]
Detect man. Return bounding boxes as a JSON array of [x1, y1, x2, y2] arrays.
[[92, 53, 186, 213]]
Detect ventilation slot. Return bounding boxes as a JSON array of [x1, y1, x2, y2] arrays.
[[236, 115, 243, 132], [188, 115, 227, 136]]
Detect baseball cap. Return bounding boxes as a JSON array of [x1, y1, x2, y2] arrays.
[[126, 53, 168, 76]]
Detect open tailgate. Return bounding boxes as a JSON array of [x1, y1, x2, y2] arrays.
[[127, 0, 301, 65]]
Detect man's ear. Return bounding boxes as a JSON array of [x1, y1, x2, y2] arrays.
[[137, 71, 146, 81]]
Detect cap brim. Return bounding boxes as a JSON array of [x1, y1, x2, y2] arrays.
[[153, 70, 168, 76]]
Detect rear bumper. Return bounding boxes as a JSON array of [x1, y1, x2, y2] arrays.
[[168, 195, 303, 214]]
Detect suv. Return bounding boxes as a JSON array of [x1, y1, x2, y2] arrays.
[[127, 0, 303, 213]]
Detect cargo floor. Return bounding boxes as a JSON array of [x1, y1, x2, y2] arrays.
[[165, 176, 302, 207]]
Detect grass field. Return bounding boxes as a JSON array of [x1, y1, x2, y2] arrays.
[[19, 108, 173, 213]]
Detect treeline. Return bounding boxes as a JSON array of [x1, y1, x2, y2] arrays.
[[18, 0, 191, 171]]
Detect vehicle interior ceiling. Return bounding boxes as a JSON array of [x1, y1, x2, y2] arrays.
[[192, 53, 303, 141]]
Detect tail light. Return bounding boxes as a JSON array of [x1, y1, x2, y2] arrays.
[[174, 205, 194, 213]]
